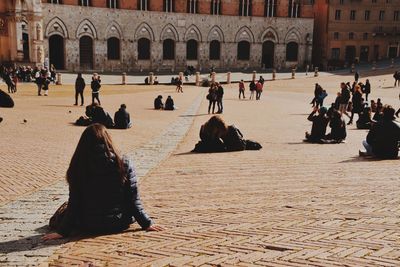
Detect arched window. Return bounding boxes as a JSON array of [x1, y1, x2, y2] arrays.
[[138, 38, 151, 60], [186, 39, 198, 60], [80, 36, 93, 69], [237, 41, 250, 60], [239, 0, 252, 16], [286, 42, 298, 61], [209, 40, 220, 60], [107, 37, 120, 60], [163, 39, 175, 60]]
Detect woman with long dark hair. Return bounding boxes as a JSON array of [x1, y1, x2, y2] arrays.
[[42, 124, 162, 240]]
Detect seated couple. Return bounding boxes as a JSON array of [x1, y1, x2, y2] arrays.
[[305, 107, 346, 144], [192, 115, 262, 153], [76, 103, 132, 129], [42, 124, 163, 241], [359, 106, 400, 159], [154, 95, 175, 110]]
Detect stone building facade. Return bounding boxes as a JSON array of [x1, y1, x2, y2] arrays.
[[313, 0, 400, 69], [1, 0, 315, 72]]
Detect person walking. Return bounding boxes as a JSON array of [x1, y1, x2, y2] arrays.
[[216, 83, 224, 114], [354, 71, 359, 82], [255, 81, 263, 100], [91, 73, 101, 105], [35, 69, 44, 96], [42, 124, 163, 241], [339, 82, 351, 119], [176, 76, 183, 93], [74, 73, 86, 106], [238, 80, 245, 99], [348, 85, 363, 125]]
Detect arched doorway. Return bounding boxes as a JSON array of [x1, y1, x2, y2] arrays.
[[49, 35, 65, 69], [262, 41, 274, 68], [79, 36, 93, 69], [22, 32, 30, 61]]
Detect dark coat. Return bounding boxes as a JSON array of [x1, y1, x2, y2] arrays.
[[216, 86, 224, 100], [75, 77, 86, 92], [91, 80, 101, 93], [57, 148, 152, 236], [340, 87, 351, 104], [366, 119, 400, 159], [154, 98, 163, 109], [329, 118, 347, 141], [351, 90, 363, 113], [364, 82, 371, 94], [307, 112, 330, 140], [114, 108, 131, 129], [165, 98, 174, 110], [86, 106, 114, 128]]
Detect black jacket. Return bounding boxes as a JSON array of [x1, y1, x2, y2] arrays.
[[307, 112, 330, 140], [57, 148, 152, 236], [91, 80, 101, 93], [366, 119, 400, 159], [75, 77, 86, 92], [165, 98, 174, 110], [329, 118, 347, 141], [114, 108, 131, 129]]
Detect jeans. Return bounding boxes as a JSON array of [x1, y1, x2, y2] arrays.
[[92, 92, 101, 105], [239, 89, 245, 99], [75, 90, 84, 105], [208, 100, 216, 114]]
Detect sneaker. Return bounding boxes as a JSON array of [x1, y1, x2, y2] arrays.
[[359, 150, 368, 157]]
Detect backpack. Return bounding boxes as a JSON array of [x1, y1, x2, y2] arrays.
[[223, 125, 246, 151]]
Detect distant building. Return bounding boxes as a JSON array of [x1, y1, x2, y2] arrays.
[[313, 0, 400, 69], [0, 0, 315, 72]]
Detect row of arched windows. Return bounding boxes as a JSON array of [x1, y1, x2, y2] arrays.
[[105, 37, 299, 62]]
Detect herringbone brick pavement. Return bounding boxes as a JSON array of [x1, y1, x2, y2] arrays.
[[44, 72, 400, 266]]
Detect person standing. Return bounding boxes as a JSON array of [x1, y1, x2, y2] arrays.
[[176, 76, 183, 93], [394, 71, 400, 87], [249, 80, 256, 100], [354, 71, 359, 82], [207, 84, 218, 114], [363, 79, 371, 101], [91, 73, 101, 105], [255, 81, 263, 100], [216, 83, 224, 114], [339, 82, 351, 119], [35, 69, 44, 96], [238, 80, 245, 99], [74, 73, 86, 106], [348, 85, 363, 125]]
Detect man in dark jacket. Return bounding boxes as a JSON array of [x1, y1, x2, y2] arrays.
[[74, 73, 86, 106], [154, 95, 163, 110], [360, 106, 400, 159], [114, 104, 132, 129], [91, 74, 101, 105], [305, 106, 330, 143]]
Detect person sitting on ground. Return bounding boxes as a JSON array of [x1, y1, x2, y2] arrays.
[[114, 104, 132, 129], [370, 100, 377, 113], [373, 104, 384, 122], [164, 96, 175, 111], [42, 124, 163, 241], [153, 76, 159, 85], [154, 95, 164, 110], [83, 103, 114, 128], [357, 106, 373, 129], [359, 106, 400, 159], [305, 106, 330, 143], [192, 116, 262, 153], [0, 89, 14, 108], [325, 110, 346, 142]]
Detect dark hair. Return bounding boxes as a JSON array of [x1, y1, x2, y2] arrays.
[[120, 104, 126, 108], [202, 115, 228, 139], [66, 124, 126, 187], [383, 106, 395, 120]]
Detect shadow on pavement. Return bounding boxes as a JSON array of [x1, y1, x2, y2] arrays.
[[179, 113, 208, 117], [339, 156, 385, 163]]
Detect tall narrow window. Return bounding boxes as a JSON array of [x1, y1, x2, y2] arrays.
[[163, 39, 175, 59], [209, 40, 220, 60], [264, 0, 277, 17], [107, 37, 120, 60], [186, 40, 198, 60], [331, 48, 340, 60], [335, 10, 341, 20], [164, 0, 175, 12], [107, 0, 118, 8], [138, 38, 151, 59], [365, 10, 370, 21], [286, 42, 298, 61], [333, 32, 339, 40], [48, 0, 63, 3], [237, 41, 250, 60], [394, 11, 400, 21], [288, 0, 300, 18], [138, 0, 149, 11], [187, 0, 198, 13], [210, 0, 221, 15], [379, 10, 385, 21], [79, 0, 91, 6], [239, 0, 252, 16], [350, 10, 356, 20], [349, 32, 354, 40]]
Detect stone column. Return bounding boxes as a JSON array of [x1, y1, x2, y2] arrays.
[[272, 69, 276, 80], [122, 72, 127, 85], [195, 72, 200, 86], [351, 64, 355, 73], [291, 68, 296, 79], [372, 61, 376, 70], [56, 73, 62, 85], [227, 72, 231, 84], [252, 71, 257, 82], [149, 72, 154, 85]]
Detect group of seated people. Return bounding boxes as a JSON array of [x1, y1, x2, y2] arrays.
[[75, 103, 132, 129], [154, 95, 175, 110], [192, 115, 262, 153]]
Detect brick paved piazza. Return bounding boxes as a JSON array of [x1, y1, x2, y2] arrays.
[[0, 71, 399, 266]]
